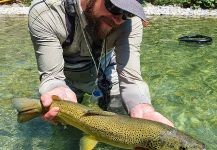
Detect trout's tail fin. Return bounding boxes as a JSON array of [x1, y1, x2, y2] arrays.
[[12, 98, 42, 123]]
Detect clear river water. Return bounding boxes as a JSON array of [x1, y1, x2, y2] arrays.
[[0, 15, 216, 150]]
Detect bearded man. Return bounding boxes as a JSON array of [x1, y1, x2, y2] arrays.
[[28, 0, 173, 132]]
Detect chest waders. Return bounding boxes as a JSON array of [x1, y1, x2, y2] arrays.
[[63, 0, 112, 110]]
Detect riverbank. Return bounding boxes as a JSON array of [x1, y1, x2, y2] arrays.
[[0, 3, 217, 17]]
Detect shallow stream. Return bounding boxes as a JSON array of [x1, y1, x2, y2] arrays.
[[0, 15, 216, 150]]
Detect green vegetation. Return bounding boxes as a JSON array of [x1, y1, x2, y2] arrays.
[[20, 0, 31, 5], [0, 0, 31, 5], [0, 0, 14, 4], [145, 0, 217, 9]]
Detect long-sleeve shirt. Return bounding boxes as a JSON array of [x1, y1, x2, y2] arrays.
[[28, 0, 151, 112]]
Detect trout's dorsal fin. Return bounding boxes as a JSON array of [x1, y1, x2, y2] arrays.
[[80, 135, 98, 150], [84, 110, 116, 116]]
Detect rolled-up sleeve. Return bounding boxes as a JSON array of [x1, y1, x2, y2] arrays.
[[28, 1, 67, 95], [115, 17, 151, 112]]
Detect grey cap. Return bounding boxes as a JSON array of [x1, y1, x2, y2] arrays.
[[110, 0, 147, 20]]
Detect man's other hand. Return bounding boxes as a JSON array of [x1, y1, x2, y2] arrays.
[[130, 103, 174, 127], [40, 86, 77, 121]]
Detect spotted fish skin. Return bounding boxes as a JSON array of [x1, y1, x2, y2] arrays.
[[13, 96, 205, 150]]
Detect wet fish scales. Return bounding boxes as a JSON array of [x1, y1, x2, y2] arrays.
[[13, 96, 205, 150]]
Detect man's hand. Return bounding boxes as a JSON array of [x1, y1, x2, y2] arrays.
[[130, 103, 174, 127], [40, 86, 77, 121], [130, 104, 174, 150]]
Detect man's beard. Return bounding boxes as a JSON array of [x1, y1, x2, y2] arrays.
[[83, 0, 118, 40]]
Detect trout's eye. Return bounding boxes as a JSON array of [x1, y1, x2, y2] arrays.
[[179, 147, 187, 150]]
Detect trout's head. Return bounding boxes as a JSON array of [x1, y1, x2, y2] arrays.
[[161, 129, 206, 150]]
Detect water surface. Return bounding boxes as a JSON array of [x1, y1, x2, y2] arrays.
[[0, 15, 216, 150]]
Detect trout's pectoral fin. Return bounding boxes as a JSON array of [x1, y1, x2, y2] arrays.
[[80, 135, 98, 150], [84, 110, 116, 116]]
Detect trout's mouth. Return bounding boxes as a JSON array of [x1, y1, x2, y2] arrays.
[[202, 143, 206, 150], [17, 108, 41, 123]]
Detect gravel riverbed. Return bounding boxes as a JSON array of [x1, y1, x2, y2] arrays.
[[0, 3, 217, 17]]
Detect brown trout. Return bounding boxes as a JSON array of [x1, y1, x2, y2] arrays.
[[12, 96, 205, 150]]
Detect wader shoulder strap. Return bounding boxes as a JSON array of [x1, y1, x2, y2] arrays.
[[62, 0, 76, 49]]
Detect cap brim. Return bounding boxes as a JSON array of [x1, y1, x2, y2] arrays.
[[110, 0, 147, 20]]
